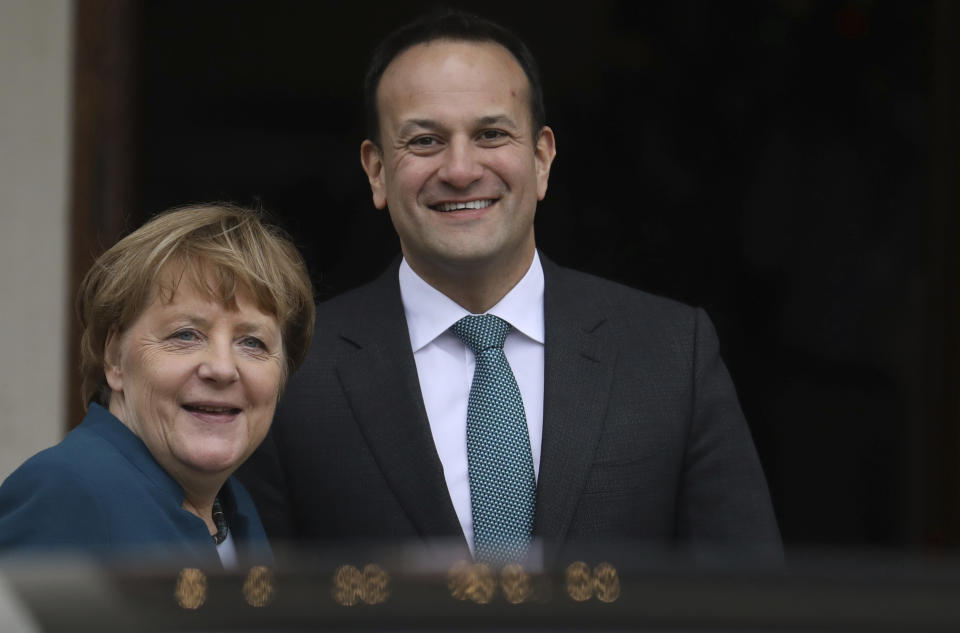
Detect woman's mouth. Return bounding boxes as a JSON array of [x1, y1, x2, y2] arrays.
[[183, 404, 242, 422]]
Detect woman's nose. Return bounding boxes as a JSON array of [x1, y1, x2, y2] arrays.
[[197, 341, 239, 384]]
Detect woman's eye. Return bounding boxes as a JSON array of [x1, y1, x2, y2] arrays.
[[241, 337, 266, 351], [171, 330, 199, 342]]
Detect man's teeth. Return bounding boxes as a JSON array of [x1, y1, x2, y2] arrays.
[[435, 200, 494, 212]]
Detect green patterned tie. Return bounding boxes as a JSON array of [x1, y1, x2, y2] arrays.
[[451, 314, 536, 565]]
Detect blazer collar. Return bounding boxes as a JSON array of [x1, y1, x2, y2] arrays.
[[533, 253, 618, 547], [83, 403, 185, 504], [83, 402, 259, 547], [333, 261, 469, 550]]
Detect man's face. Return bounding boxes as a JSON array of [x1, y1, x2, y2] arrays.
[[361, 40, 556, 284]]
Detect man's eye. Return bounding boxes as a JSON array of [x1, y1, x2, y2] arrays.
[[480, 130, 507, 141], [410, 136, 437, 147]]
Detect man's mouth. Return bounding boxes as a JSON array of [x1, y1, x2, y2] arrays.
[[431, 199, 496, 212]]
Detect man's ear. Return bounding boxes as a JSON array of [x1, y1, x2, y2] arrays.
[[534, 126, 557, 201], [360, 140, 388, 210], [103, 329, 124, 392]]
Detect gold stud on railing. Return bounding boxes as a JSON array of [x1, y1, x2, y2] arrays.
[[448, 560, 496, 604], [360, 563, 390, 605], [593, 562, 620, 603], [565, 561, 593, 602], [243, 565, 276, 607], [332, 564, 390, 606], [332, 565, 364, 606], [499, 564, 532, 604], [565, 561, 620, 603], [174, 568, 207, 610]]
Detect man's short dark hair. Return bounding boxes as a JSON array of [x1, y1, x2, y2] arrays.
[[363, 9, 546, 146]]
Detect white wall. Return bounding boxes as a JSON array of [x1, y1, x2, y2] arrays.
[[0, 0, 73, 481]]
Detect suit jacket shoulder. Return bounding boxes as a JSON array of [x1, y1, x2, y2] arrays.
[[543, 256, 700, 334], [537, 255, 780, 550]]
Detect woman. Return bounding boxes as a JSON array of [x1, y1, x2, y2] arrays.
[[0, 203, 314, 568]]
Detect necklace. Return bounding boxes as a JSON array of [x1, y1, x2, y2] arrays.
[[212, 497, 229, 545]]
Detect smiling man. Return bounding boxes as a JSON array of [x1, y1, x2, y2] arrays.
[[359, 38, 554, 316], [239, 10, 780, 564]]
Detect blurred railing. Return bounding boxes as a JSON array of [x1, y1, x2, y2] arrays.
[[2, 542, 960, 632]]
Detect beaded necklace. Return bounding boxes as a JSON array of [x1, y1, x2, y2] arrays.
[[211, 497, 229, 545]]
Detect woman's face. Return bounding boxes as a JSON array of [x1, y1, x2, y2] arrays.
[[105, 276, 283, 483]]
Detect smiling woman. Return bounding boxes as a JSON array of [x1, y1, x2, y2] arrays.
[[0, 204, 314, 568]]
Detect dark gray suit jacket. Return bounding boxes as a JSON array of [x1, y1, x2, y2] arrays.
[[238, 254, 780, 556]]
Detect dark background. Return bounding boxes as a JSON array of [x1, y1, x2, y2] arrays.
[[94, 0, 957, 548]]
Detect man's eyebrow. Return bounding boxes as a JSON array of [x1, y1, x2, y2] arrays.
[[477, 114, 518, 128], [397, 119, 442, 137], [396, 115, 520, 138]]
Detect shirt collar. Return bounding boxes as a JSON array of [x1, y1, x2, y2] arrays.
[[399, 251, 545, 352]]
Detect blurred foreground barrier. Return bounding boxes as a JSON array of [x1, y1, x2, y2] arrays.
[[2, 543, 960, 632]]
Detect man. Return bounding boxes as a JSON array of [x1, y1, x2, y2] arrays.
[[239, 10, 780, 563]]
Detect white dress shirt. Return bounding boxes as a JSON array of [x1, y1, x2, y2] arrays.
[[216, 529, 238, 570], [398, 253, 545, 553]]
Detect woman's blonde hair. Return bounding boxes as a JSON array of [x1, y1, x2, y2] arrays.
[[77, 203, 315, 408]]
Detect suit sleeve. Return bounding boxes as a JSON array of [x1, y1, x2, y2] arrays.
[[676, 308, 782, 550], [0, 459, 110, 552]]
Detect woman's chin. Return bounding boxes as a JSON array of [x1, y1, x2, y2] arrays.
[[177, 446, 244, 477]]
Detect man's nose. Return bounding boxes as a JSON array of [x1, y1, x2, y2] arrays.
[[438, 138, 483, 188], [197, 340, 240, 384]]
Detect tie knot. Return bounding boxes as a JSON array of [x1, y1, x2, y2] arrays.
[[451, 314, 512, 354]]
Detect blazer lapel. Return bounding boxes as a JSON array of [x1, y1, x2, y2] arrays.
[[533, 255, 618, 546], [333, 264, 467, 547]]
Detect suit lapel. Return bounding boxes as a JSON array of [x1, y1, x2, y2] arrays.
[[534, 255, 618, 546], [333, 263, 467, 547]]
